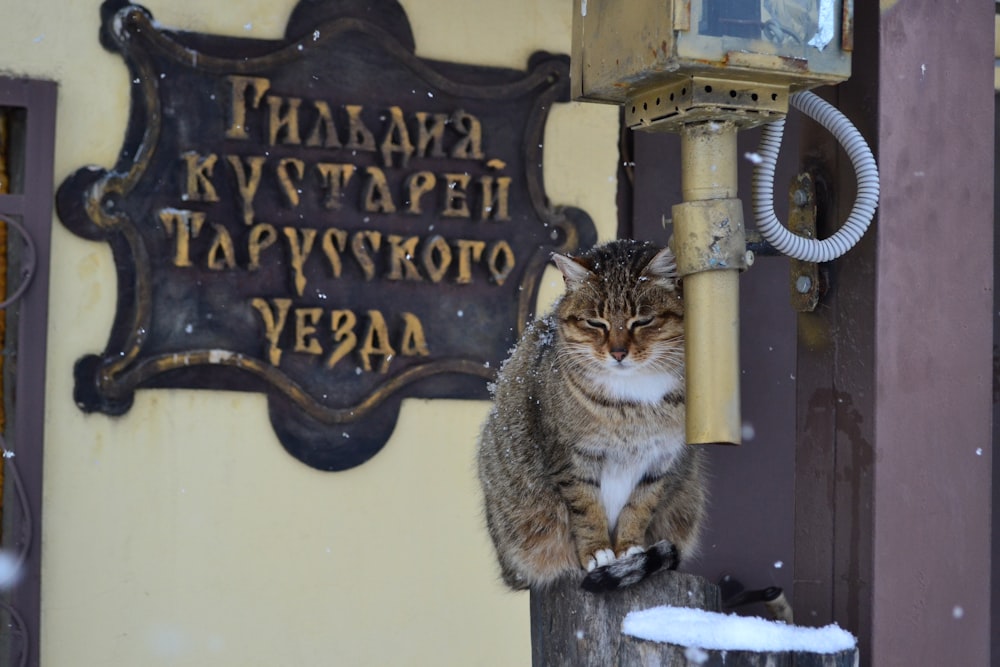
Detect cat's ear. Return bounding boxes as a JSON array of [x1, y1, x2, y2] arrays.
[[640, 246, 679, 291], [552, 253, 593, 287]]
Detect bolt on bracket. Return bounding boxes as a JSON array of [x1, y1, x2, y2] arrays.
[[788, 172, 819, 312]]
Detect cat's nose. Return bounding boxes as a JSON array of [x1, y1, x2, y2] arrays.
[[610, 348, 628, 362]]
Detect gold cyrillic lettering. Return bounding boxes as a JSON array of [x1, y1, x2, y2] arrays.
[[351, 230, 382, 281], [207, 224, 237, 270], [454, 239, 486, 284], [326, 309, 357, 369], [399, 312, 430, 357], [358, 310, 395, 373], [442, 173, 472, 218], [226, 75, 270, 140], [362, 166, 396, 213], [479, 175, 511, 220], [420, 235, 452, 283], [294, 308, 323, 355], [267, 95, 302, 146], [181, 152, 219, 202], [450, 109, 484, 159], [379, 106, 415, 168], [316, 163, 355, 209], [282, 227, 317, 296], [344, 104, 376, 151], [414, 112, 448, 158], [159, 209, 205, 268], [276, 157, 306, 207], [226, 155, 266, 226], [487, 240, 515, 285], [248, 223, 278, 271], [305, 100, 342, 148], [404, 171, 435, 214], [321, 228, 349, 277], [386, 235, 422, 282], [251, 297, 291, 366]]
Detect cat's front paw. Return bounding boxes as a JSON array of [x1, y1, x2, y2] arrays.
[[580, 541, 679, 593], [619, 545, 645, 559], [585, 548, 617, 572]]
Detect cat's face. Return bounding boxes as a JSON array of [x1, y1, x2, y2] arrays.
[[553, 241, 684, 379]]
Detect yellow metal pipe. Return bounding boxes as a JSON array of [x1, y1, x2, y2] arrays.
[[681, 121, 737, 200], [683, 269, 741, 445], [675, 121, 743, 446]]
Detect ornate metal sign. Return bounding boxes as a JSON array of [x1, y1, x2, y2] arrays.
[[57, 0, 596, 470]]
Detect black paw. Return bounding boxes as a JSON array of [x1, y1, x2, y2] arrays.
[[580, 541, 678, 593]]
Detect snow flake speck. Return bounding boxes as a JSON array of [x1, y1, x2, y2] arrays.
[[684, 646, 709, 665]]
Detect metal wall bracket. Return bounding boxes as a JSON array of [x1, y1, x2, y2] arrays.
[[788, 172, 819, 312]]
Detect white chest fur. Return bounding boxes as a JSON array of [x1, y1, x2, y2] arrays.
[[599, 460, 645, 530], [598, 438, 684, 530], [592, 370, 681, 404]]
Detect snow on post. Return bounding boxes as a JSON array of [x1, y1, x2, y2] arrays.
[[529, 570, 859, 666], [624, 606, 858, 666]]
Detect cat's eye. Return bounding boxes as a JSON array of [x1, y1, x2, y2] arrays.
[[584, 318, 609, 331], [629, 316, 655, 330]]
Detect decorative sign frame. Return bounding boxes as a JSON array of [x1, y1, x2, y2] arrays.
[[56, 0, 596, 470]]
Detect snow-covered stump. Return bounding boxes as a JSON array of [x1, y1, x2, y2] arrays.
[[529, 570, 720, 666], [530, 570, 860, 666]]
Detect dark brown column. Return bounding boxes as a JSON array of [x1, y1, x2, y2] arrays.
[[871, 0, 993, 662], [795, 1, 994, 664]]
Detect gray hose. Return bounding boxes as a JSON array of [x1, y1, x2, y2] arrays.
[[752, 90, 879, 262]]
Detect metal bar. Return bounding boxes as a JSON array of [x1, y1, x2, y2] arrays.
[[675, 121, 743, 446]]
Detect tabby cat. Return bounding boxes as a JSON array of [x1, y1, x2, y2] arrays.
[[477, 239, 706, 592]]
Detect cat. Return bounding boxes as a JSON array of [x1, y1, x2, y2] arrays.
[[477, 239, 706, 592]]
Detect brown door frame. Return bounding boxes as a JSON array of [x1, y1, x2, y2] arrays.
[[0, 77, 56, 667]]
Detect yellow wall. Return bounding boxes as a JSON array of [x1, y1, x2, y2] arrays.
[[0, 1, 618, 664]]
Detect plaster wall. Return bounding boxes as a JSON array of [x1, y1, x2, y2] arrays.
[[0, 1, 619, 664]]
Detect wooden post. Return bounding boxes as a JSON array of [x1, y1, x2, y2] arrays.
[[530, 570, 719, 666], [530, 570, 859, 666]]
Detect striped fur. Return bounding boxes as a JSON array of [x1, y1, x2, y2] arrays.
[[477, 240, 706, 592]]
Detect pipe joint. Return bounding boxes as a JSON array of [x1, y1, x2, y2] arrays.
[[671, 198, 748, 277]]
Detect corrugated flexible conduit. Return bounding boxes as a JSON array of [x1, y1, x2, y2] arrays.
[[752, 90, 880, 263]]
